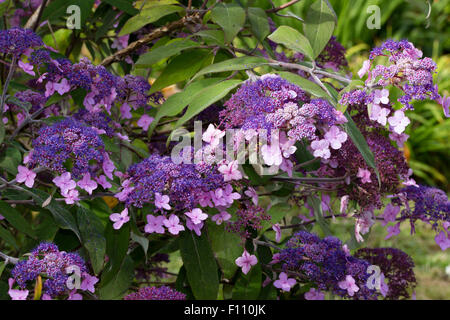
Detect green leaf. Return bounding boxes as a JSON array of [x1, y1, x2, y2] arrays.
[[0, 261, 6, 278], [307, 195, 332, 236], [174, 79, 242, 128], [77, 206, 106, 274], [130, 232, 149, 257], [207, 221, 242, 279], [100, 222, 130, 286], [194, 30, 225, 46], [136, 0, 180, 10], [102, 0, 139, 15], [268, 26, 314, 61], [42, 0, 95, 25], [98, 255, 134, 299], [192, 56, 268, 80], [179, 230, 219, 300], [342, 112, 381, 185], [28, 189, 81, 240], [0, 122, 5, 149], [0, 201, 35, 238], [149, 49, 212, 93], [148, 78, 225, 136], [135, 39, 199, 68], [211, 3, 246, 43], [0, 225, 18, 249], [248, 7, 270, 42], [0, 0, 13, 17], [304, 0, 336, 59], [95, 8, 119, 41], [232, 263, 262, 300], [276, 71, 328, 98], [260, 203, 291, 233], [119, 5, 183, 36]]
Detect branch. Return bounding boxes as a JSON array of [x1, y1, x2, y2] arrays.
[[0, 57, 16, 116], [280, 214, 347, 229], [0, 251, 19, 265], [267, 59, 352, 85], [24, 0, 48, 31], [100, 13, 201, 67], [253, 239, 281, 251], [266, 0, 301, 13], [9, 104, 51, 141], [272, 174, 348, 184]]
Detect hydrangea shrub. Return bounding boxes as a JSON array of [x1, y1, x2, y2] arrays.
[[0, 0, 448, 300]]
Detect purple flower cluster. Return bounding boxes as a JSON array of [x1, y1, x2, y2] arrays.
[[220, 75, 347, 167], [355, 247, 416, 300], [398, 185, 450, 228], [11, 242, 88, 298], [11, 89, 47, 113], [277, 231, 379, 300], [30, 48, 52, 66], [29, 118, 107, 178], [364, 39, 439, 109], [315, 36, 348, 71], [118, 154, 225, 210], [339, 89, 373, 108], [73, 109, 115, 137], [318, 93, 410, 208], [5, 1, 43, 28], [318, 131, 409, 209], [43, 57, 161, 114], [220, 74, 310, 130], [117, 74, 162, 109], [0, 27, 43, 57], [226, 203, 271, 238], [124, 286, 186, 300]]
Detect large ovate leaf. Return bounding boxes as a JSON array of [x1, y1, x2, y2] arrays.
[[307, 195, 332, 236], [211, 3, 246, 43], [276, 71, 328, 98], [174, 79, 242, 128], [0, 145, 22, 175], [232, 262, 262, 300], [268, 26, 314, 61], [77, 206, 106, 274], [149, 49, 212, 93], [119, 5, 183, 36], [342, 112, 381, 185], [194, 30, 225, 46], [192, 56, 268, 80], [149, 77, 225, 135], [0, 225, 18, 249], [179, 230, 219, 300], [207, 221, 242, 279], [248, 7, 270, 42], [103, 0, 139, 15], [260, 203, 291, 233], [304, 0, 336, 59], [135, 39, 199, 68], [100, 222, 130, 287], [0, 122, 4, 145], [0, 201, 35, 238], [29, 189, 81, 240], [42, 0, 95, 25], [98, 255, 134, 300]]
